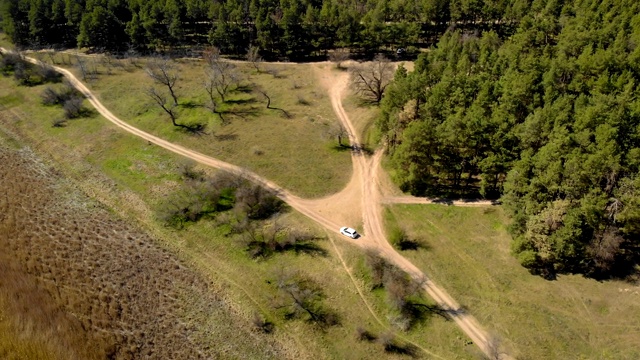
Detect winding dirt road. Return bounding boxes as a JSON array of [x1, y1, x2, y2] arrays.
[[5, 48, 510, 359]]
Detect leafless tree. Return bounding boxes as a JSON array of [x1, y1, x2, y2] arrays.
[[327, 123, 350, 147], [254, 85, 291, 118], [146, 86, 185, 129], [63, 97, 85, 119], [329, 49, 350, 70], [145, 57, 180, 106], [247, 45, 263, 73], [274, 270, 338, 327], [203, 47, 239, 102], [350, 54, 394, 104], [75, 54, 87, 81], [44, 49, 58, 65]]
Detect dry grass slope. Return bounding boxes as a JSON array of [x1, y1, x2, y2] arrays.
[[0, 145, 286, 359]]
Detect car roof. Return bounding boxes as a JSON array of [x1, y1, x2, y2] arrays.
[[344, 227, 356, 233]]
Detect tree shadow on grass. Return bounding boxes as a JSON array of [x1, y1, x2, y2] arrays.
[[383, 341, 419, 358], [180, 100, 203, 109], [331, 144, 352, 152], [401, 301, 450, 330], [396, 238, 430, 251], [225, 97, 257, 105], [178, 122, 208, 136]]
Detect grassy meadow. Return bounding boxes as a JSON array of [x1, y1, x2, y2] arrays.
[[0, 63, 475, 358], [30, 49, 351, 198], [384, 204, 640, 359]]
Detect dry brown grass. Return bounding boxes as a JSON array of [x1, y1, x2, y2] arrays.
[[0, 145, 286, 359]]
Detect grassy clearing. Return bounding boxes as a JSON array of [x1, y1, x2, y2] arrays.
[[341, 91, 380, 150], [0, 72, 475, 358], [33, 51, 351, 198], [384, 204, 640, 359]]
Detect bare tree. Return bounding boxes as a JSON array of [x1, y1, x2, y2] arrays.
[[247, 45, 263, 73], [44, 49, 58, 65], [145, 57, 179, 106], [327, 123, 350, 147], [75, 54, 87, 81], [254, 85, 290, 118], [146, 87, 186, 129], [274, 270, 338, 327], [203, 47, 239, 102], [329, 49, 350, 70], [350, 54, 394, 104]]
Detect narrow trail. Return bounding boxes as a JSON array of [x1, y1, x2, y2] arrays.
[[4, 48, 510, 359]]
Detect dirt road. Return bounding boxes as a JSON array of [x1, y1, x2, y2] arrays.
[[4, 48, 509, 359], [321, 69, 508, 359]]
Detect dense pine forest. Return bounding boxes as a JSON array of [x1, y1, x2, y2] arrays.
[[1, 0, 638, 279], [380, 0, 640, 279], [1, 0, 525, 58]]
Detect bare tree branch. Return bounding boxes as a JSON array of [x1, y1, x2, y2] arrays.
[[145, 57, 179, 106], [203, 47, 240, 102], [350, 54, 393, 104], [247, 45, 263, 73]]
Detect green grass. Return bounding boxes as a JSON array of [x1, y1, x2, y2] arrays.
[[384, 204, 640, 360], [35, 51, 351, 198], [0, 73, 477, 358], [341, 92, 380, 150]]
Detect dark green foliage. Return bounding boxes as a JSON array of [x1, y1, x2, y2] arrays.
[[379, 1, 640, 279], [1, 0, 519, 56]]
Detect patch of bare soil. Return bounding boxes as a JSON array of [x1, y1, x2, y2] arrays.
[[0, 145, 285, 359]]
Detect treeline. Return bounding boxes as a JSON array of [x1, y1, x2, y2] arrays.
[[2, 0, 531, 59], [379, 0, 640, 278]]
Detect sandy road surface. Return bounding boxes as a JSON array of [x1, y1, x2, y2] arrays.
[[3, 48, 510, 359]]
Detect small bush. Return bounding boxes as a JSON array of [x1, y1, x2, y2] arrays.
[[177, 160, 204, 181], [378, 332, 418, 357], [365, 251, 441, 331], [0, 53, 23, 75], [41, 83, 81, 106], [390, 227, 425, 251], [38, 64, 62, 83], [236, 184, 283, 220], [296, 95, 310, 106], [252, 313, 274, 334], [63, 97, 84, 119], [51, 118, 67, 127], [355, 326, 377, 342]]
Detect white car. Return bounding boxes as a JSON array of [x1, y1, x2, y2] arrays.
[[340, 227, 359, 239]]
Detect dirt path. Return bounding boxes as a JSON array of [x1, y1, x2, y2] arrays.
[[318, 68, 510, 359], [5, 48, 510, 359]]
